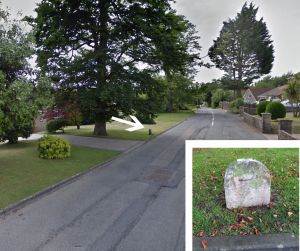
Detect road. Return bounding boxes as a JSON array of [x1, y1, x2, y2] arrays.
[[0, 108, 266, 251]]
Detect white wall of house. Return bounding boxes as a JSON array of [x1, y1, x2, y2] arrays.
[[243, 89, 257, 104]]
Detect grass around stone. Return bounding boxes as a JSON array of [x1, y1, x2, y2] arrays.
[[0, 141, 120, 209], [62, 111, 193, 141], [193, 148, 299, 237]]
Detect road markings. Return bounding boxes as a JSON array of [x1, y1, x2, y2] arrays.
[[112, 115, 144, 132], [211, 110, 214, 126]]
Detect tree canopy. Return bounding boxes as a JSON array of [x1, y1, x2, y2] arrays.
[[30, 0, 202, 135], [0, 7, 51, 143], [208, 2, 274, 96]]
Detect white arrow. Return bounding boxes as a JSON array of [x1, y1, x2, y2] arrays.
[[111, 115, 144, 132]]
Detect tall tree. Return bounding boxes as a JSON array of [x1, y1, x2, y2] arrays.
[[30, 0, 202, 136], [208, 2, 274, 96], [0, 6, 51, 143]]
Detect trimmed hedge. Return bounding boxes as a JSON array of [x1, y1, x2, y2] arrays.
[[256, 101, 270, 116], [266, 102, 286, 120], [38, 136, 71, 159], [46, 118, 68, 133]]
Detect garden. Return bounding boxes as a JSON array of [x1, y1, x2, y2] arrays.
[[193, 148, 299, 237]]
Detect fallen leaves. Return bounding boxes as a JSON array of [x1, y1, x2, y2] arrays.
[[254, 228, 260, 235], [197, 231, 205, 237], [288, 211, 293, 217], [201, 240, 208, 249], [247, 216, 253, 222]]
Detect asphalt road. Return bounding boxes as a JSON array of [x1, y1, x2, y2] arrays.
[[0, 108, 266, 251]]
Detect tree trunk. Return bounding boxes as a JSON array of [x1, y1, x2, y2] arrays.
[[94, 120, 107, 136], [76, 124, 80, 130]]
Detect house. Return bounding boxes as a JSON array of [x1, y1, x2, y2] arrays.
[[243, 87, 273, 104], [257, 85, 288, 101], [243, 85, 288, 104]]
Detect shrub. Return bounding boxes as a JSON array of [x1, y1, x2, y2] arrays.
[[46, 118, 68, 133], [229, 98, 244, 113], [234, 98, 244, 109], [256, 101, 270, 116], [266, 102, 286, 120], [38, 136, 71, 159]]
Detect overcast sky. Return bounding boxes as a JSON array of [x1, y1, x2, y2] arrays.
[[2, 0, 300, 83]]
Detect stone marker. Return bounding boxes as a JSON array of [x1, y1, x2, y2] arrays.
[[224, 159, 271, 209]]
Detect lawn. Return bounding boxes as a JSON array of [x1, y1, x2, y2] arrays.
[[62, 111, 193, 141], [193, 148, 299, 237], [0, 141, 120, 209]]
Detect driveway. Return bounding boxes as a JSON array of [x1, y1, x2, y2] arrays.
[[0, 109, 266, 251]]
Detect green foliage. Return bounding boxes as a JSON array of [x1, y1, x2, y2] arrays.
[[31, 0, 202, 136], [0, 7, 52, 144], [0, 141, 119, 209], [208, 3, 274, 92], [211, 88, 229, 108], [38, 136, 71, 159], [255, 72, 294, 88], [229, 98, 244, 113], [46, 118, 68, 133], [256, 101, 270, 116], [284, 73, 300, 117], [266, 102, 286, 120]]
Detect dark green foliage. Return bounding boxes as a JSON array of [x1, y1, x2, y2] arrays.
[[0, 7, 52, 144], [266, 102, 286, 120], [256, 101, 270, 116], [205, 91, 212, 107], [31, 0, 202, 135], [46, 119, 68, 133], [209, 3, 274, 93], [38, 136, 71, 159], [255, 72, 294, 88]]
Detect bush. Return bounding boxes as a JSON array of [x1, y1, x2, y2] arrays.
[[229, 98, 244, 113], [38, 136, 71, 159], [234, 98, 244, 109], [256, 101, 270, 116], [46, 118, 68, 133], [266, 102, 286, 120]]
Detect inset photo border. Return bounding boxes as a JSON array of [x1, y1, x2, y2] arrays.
[[185, 140, 300, 250]]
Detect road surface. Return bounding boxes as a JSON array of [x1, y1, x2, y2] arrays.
[[0, 108, 266, 251]]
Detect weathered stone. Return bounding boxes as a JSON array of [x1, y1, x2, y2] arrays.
[[224, 159, 271, 209]]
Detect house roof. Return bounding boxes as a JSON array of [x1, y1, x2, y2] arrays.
[[258, 85, 288, 98], [246, 87, 273, 99]]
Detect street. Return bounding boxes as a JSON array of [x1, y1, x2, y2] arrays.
[[0, 108, 266, 251]]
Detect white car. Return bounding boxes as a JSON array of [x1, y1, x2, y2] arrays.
[[281, 100, 292, 108]]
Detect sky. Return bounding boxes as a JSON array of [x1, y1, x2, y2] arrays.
[[2, 0, 300, 83]]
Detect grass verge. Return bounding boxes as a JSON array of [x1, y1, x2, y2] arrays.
[[0, 141, 120, 209], [62, 111, 193, 141], [193, 148, 299, 237]]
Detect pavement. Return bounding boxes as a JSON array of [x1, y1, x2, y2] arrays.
[[56, 134, 144, 152], [193, 233, 299, 251], [0, 108, 269, 251]]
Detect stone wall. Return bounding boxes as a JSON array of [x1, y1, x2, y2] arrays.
[[242, 111, 263, 131], [278, 130, 297, 140]]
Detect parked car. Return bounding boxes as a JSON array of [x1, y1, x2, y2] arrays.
[[281, 100, 292, 108]]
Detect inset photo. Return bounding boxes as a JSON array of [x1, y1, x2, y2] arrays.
[[185, 141, 299, 251]]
